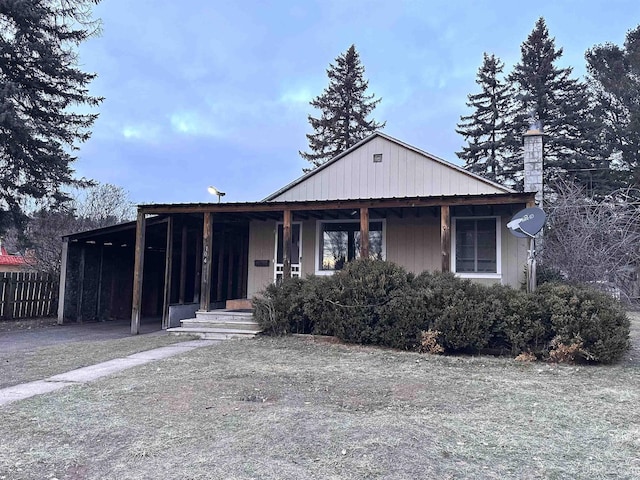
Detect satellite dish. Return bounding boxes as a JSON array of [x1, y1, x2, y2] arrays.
[[507, 207, 546, 238]]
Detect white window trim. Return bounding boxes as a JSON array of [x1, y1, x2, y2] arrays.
[[314, 218, 387, 275], [451, 216, 502, 279]]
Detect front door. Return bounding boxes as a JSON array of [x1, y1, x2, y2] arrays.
[[275, 222, 302, 282]]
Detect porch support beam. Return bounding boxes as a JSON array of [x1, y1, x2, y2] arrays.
[[200, 212, 213, 311], [360, 207, 369, 259], [193, 229, 202, 303], [216, 230, 225, 301], [282, 209, 292, 280], [57, 238, 69, 325], [440, 205, 451, 273], [179, 224, 187, 304], [131, 210, 146, 335], [161, 216, 173, 329], [76, 245, 85, 323]]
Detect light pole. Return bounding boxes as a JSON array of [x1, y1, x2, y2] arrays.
[[207, 186, 226, 203]]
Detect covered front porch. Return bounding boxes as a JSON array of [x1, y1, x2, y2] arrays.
[[126, 192, 533, 334]]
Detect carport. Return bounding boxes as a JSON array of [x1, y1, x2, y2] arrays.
[[57, 211, 251, 332]]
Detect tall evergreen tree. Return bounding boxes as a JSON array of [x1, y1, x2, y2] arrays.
[[0, 0, 103, 230], [300, 45, 385, 171], [507, 18, 609, 195], [587, 25, 640, 189], [456, 53, 516, 185]]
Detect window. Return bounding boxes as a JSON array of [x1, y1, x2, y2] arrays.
[[454, 217, 499, 274], [317, 221, 384, 272]]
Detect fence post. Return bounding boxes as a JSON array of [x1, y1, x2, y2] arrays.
[[6, 274, 16, 320]]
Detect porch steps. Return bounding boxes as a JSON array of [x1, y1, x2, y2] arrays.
[[167, 308, 261, 340]]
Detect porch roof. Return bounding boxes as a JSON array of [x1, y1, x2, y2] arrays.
[[138, 192, 534, 217]]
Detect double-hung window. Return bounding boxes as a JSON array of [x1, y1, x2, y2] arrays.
[[453, 217, 500, 276]]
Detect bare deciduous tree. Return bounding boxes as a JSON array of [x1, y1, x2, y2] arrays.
[[540, 179, 640, 300], [17, 183, 135, 274]]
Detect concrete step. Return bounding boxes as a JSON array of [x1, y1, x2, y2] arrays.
[[195, 310, 254, 323], [181, 318, 260, 331], [167, 327, 260, 340]]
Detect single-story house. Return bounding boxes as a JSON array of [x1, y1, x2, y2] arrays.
[[58, 131, 541, 334]]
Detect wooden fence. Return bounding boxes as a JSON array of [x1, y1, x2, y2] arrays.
[[0, 272, 58, 319]]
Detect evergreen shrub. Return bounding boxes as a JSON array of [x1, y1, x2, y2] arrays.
[[254, 259, 631, 363], [535, 283, 631, 363]]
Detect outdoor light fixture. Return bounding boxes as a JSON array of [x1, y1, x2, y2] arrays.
[[207, 185, 226, 203]]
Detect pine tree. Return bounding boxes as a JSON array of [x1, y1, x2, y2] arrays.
[[587, 25, 640, 189], [456, 53, 516, 185], [507, 18, 609, 195], [300, 45, 385, 171], [0, 0, 103, 229]]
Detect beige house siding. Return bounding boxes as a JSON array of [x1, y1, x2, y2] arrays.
[[247, 221, 275, 298], [300, 220, 316, 277], [270, 136, 507, 202], [246, 214, 528, 297], [385, 216, 440, 274], [500, 216, 528, 288], [387, 214, 526, 288]]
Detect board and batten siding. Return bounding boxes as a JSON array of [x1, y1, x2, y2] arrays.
[[385, 216, 441, 274], [247, 221, 276, 298], [270, 136, 507, 202], [500, 215, 528, 288]]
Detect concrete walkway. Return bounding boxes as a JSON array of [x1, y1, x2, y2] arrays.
[[0, 339, 218, 407]]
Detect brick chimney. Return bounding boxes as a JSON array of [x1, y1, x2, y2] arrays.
[[523, 126, 543, 206]]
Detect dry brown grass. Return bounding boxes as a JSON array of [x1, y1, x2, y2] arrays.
[[0, 333, 192, 389], [0, 314, 638, 480]]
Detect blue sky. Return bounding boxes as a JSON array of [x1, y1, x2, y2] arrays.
[[75, 0, 640, 205]]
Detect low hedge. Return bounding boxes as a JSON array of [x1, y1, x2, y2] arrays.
[[253, 259, 631, 364]]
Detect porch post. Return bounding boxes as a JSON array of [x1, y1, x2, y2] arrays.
[[56, 238, 69, 325], [440, 205, 451, 273], [360, 207, 369, 259], [179, 224, 187, 304], [76, 245, 85, 324], [161, 216, 173, 329], [200, 212, 213, 311], [131, 210, 146, 334], [193, 230, 202, 303], [282, 209, 292, 280], [216, 230, 225, 301]]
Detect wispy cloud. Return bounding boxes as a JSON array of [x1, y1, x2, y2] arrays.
[[121, 124, 162, 141], [279, 87, 314, 106], [169, 111, 226, 137]]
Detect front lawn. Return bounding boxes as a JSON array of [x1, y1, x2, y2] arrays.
[[0, 317, 638, 479]]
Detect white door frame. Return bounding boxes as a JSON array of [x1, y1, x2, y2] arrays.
[[274, 222, 302, 281]]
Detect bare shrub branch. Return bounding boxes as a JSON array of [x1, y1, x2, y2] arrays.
[[541, 179, 640, 300]]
